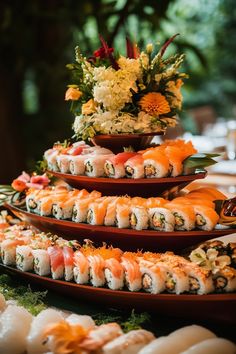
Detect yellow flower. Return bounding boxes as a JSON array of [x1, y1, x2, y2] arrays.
[[82, 99, 97, 115], [139, 92, 170, 116], [65, 87, 82, 101], [167, 79, 183, 109]]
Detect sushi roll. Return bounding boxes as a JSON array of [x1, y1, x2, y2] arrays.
[[73, 250, 90, 284], [52, 196, 78, 220], [142, 148, 169, 178], [213, 266, 236, 293], [16, 245, 34, 271], [62, 246, 75, 281], [164, 146, 184, 177], [124, 154, 144, 179], [166, 203, 196, 231], [87, 254, 105, 287], [72, 193, 100, 223], [104, 197, 124, 226], [47, 246, 64, 280], [139, 260, 166, 294], [104, 258, 124, 290], [103, 329, 155, 354], [104, 152, 138, 179], [1, 239, 25, 266], [69, 154, 88, 175], [193, 205, 219, 231], [116, 203, 131, 229], [145, 197, 168, 208], [129, 206, 149, 230], [26, 189, 44, 213], [44, 148, 60, 171], [159, 261, 189, 294], [184, 263, 214, 294], [32, 249, 51, 276], [121, 253, 142, 292], [56, 154, 71, 173], [84, 154, 113, 177], [148, 207, 175, 231], [86, 197, 113, 226]]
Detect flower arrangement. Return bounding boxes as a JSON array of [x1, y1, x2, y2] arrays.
[[65, 35, 188, 141]]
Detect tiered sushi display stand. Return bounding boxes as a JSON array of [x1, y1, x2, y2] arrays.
[[4, 135, 236, 326]]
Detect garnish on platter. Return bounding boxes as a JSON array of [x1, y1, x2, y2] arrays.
[[65, 34, 188, 141], [182, 153, 219, 175]]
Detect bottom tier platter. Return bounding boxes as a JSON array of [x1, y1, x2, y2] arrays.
[[1, 264, 235, 324], [6, 204, 235, 252]]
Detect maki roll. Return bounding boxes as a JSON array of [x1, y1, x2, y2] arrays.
[[148, 207, 175, 231], [227, 243, 236, 268], [145, 197, 168, 209], [47, 246, 64, 280], [72, 192, 101, 223], [129, 206, 149, 230], [1, 239, 25, 266], [84, 154, 113, 177], [86, 197, 113, 226], [164, 146, 184, 177], [62, 246, 75, 281], [87, 254, 105, 287], [73, 250, 90, 284], [139, 260, 166, 294], [44, 148, 60, 172], [104, 152, 138, 179], [16, 245, 34, 271], [193, 205, 219, 231], [32, 249, 51, 276], [213, 266, 236, 292], [166, 203, 196, 231], [124, 154, 144, 179], [56, 154, 72, 174], [69, 155, 88, 175], [104, 258, 124, 290], [184, 263, 214, 294], [121, 253, 142, 292], [116, 204, 131, 229], [142, 148, 169, 178]]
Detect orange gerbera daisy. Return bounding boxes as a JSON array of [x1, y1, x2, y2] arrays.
[[139, 92, 170, 116]]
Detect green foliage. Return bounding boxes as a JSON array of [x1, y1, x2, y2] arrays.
[[183, 153, 220, 175]]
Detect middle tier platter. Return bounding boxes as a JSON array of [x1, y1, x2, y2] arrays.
[[48, 170, 207, 197], [6, 204, 234, 252]]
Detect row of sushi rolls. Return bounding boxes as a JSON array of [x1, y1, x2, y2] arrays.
[[0, 290, 235, 354], [26, 185, 227, 232], [0, 220, 236, 295], [44, 139, 198, 178]]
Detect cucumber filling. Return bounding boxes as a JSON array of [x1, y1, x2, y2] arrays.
[[173, 213, 184, 227], [28, 199, 37, 210], [145, 164, 157, 177], [72, 207, 77, 220], [165, 272, 176, 292], [152, 213, 165, 228]]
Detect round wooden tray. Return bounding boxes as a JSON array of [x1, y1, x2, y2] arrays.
[[6, 204, 235, 252], [48, 171, 207, 197], [1, 264, 235, 324]]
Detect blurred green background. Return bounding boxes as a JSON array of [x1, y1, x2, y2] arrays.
[[0, 0, 236, 182]]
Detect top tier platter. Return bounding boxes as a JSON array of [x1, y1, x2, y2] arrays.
[[48, 170, 207, 197]]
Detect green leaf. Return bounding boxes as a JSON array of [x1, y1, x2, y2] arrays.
[[183, 153, 219, 175]]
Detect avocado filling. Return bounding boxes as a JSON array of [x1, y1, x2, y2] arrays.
[[130, 213, 137, 228], [72, 207, 77, 220], [196, 213, 206, 226], [189, 276, 200, 292], [144, 164, 156, 177], [173, 213, 184, 227], [214, 276, 227, 290], [125, 165, 134, 177], [165, 272, 176, 292], [85, 161, 93, 173], [142, 274, 153, 292], [104, 162, 115, 176], [52, 204, 57, 217], [152, 213, 165, 228]]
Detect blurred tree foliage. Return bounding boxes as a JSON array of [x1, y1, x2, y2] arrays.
[[0, 0, 235, 182]]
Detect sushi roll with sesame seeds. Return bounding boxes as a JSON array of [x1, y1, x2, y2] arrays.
[[213, 266, 236, 293], [183, 262, 214, 294], [148, 207, 175, 232], [16, 245, 34, 272], [32, 249, 51, 276], [139, 260, 166, 294]]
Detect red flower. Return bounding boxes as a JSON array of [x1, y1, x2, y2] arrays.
[[11, 179, 27, 192], [93, 46, 114, 59]]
